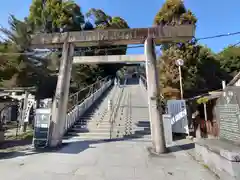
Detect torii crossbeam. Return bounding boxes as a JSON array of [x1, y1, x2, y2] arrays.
[[31, 25, 195, 48]]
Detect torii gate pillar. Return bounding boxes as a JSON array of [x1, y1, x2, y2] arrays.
[[49, 41, 74, 147], [145, 37, 166, 154]]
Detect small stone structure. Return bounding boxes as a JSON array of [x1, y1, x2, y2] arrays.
[[195, 86, 240, 180], [0, 131, 4, 143]]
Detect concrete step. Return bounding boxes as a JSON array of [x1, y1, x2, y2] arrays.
[[71, 127, 110, 132], [83, 123, 111, 128], [113, 126, 150, 130], [92, 121, 111, 126], [73, 122, 111, 128], [63, 135, 110, 141], [75, 121, 96, 125], [77, 118, 94, 122], [67, 131, 110, 136], [65, 132, 111, 140], [73, 124, 110, 128], [76, 117, 109, 122], [92, 110, 108, 116]]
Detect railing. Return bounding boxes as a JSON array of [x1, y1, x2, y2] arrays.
[[139, 75, 147, 90], [67, 77, 110, 112], [139, 75, 165, 107], [109, 85, 124, 139], [63, 77, 112, 135]]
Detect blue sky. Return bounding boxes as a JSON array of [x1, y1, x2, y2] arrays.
[[0, 0, 239, 54]]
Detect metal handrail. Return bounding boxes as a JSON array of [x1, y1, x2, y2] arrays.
[[64, 79, 112, 135], [69, 76, 109, 99], [67, 76, 109, 112], [140, 75, 147, 90], [109, 89, 121, 139], [109, 81, 126, 139]]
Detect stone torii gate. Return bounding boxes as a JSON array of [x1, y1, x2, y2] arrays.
[[30, 25, 195, 154]]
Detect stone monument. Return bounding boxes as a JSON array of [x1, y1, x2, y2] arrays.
[[216, 87, 240, 144], [195, 86, 240, 180]]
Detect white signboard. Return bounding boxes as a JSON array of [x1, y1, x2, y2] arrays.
[[167, 100, 189, 134]]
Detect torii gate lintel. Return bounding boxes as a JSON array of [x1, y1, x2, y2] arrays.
[[30, 25, 195, 48]]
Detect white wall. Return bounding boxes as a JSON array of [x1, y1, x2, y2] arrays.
[[234, 79, 240, 86]]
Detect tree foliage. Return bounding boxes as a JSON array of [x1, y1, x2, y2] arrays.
[[218, 46, 240, 77], [83, 8, 129, 80], [155, 0, 230, 99], [0, 0, 129, 99], [1, 0, 236, 102], [158, 44, 230, 97], [28, 0, 85, 32], [154, 0, 197, 25], [0, 13, 61, 100]]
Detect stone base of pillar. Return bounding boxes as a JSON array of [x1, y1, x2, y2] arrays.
[[47, 121, 64, 148], [147, 146, 168, 156], [48, 138, 62, 148]]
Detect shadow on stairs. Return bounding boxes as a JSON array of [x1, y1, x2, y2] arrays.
[[63, 84, 113, 141]]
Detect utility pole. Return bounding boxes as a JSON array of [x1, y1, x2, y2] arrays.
[[145, 37, 166, 154], [176, 59, 184, 99]]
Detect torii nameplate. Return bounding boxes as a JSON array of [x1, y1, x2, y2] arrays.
[[73, 54, 145, 64], [31, 25, 195, 48]]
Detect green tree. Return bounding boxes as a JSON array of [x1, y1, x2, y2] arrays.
[[1, 1, 130, 98], [154, 0, 196, 25], [154, 0, 229, 98], [28, 0, 84, 32], [85, 8, 129, 77], [218, 45, 240, 77], [71, 8, 130, 90], [154, 0, 196, 98], [0, 14, 60, 99], [0, 42, 20, 87], [159, 44, 229, 97]]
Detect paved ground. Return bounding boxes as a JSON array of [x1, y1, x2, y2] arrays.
[[0, 137, 218, 180], [0, 78, 219, 180]]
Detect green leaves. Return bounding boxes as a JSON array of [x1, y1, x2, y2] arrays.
[[0, 15, 31, 51], [158, 42, 230, 98], [154, 0, 197, 25], [218, 46, 240, 76], [197, 97, 209, 104], [154, 0, 226, 99], [86, 8, 111, 27], [29, 0, 84, 32]]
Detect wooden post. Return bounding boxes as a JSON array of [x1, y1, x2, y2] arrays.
[[49, 40, 74, 147], [204, 103, 207, 121], [222, 80, 226, 89], [21, 91, 29, 132], [145, 37, 167, 154]]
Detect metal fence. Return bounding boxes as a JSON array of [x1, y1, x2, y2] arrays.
[[63, 79, 112, 135]]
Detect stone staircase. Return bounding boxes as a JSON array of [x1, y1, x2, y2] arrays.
[[110, 84, 151, 140], [63, 85, 121, 141], [63, 79, 151, 142]]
